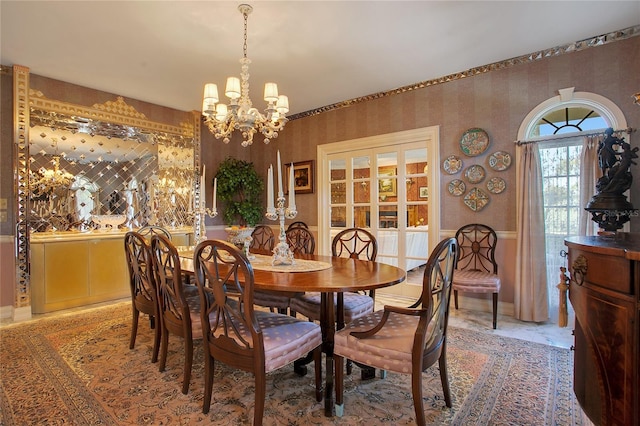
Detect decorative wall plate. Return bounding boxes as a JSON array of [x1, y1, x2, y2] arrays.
[[486, 177, 506, 194], [448, 179, 466, 196], [443, 155, 462, 174], [464, 164, 486, 184], [488, 151, 512, 171], [459, 128, 489, 157], [463, 187, 490, 211]]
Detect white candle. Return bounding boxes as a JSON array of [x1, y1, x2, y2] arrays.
[[213, 177, 217, 210], [267, 165, 274, 210], [277, 150, 283, 196], [201, 165, 206, 208], [289, 162, 296, 209]]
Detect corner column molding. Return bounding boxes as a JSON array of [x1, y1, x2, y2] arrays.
[[13, 65, 31, 314]]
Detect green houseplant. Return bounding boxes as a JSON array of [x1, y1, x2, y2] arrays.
[[215, 157, 264, 227]]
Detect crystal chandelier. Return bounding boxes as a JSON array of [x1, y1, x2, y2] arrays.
[[202, 4, 289, 147], [30, 156, 75, 194]]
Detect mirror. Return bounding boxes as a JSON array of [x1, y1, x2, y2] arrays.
[[11, 64, 201, 312], [27, 94, 197, 232]]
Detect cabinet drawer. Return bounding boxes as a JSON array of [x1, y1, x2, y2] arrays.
[[569, 248, 632, 294]]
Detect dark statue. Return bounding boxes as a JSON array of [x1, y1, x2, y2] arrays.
[[586, 128, 638, 232]]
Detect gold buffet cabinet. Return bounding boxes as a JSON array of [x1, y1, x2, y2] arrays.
[[30, 228, 193, 314], [565, 234, 640, 426]]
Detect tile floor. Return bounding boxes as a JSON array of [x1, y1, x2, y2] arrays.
[[375, 264, 576, 350]]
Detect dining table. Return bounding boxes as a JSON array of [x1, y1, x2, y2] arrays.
[[178, 248, 406, 416]]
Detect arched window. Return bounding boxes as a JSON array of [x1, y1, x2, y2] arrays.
[[515, 88, 628, 323]]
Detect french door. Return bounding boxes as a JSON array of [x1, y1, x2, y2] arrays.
[[318, 127, 440, 298]]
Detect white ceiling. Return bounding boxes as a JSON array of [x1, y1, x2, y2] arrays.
[[2, 1, 639, 116]]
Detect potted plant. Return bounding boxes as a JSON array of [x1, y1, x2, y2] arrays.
[[215, 157, 264, 244]]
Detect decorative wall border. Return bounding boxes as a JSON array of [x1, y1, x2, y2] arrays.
[[290, 25, 640, 121], [30, 91, 194, 137]]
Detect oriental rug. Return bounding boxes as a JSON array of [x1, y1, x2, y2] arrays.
[[0, 302, 586, 425]]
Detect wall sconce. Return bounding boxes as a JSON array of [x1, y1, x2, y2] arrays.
[[406, 178, 414, 186], [634, 92, 640, 105]]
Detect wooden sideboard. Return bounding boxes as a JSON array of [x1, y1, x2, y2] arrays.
[[30, 228, 193, 314], [565, 234, 640, 426]]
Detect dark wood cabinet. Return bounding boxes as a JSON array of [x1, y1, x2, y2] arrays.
[[565, 234, 640, 426]]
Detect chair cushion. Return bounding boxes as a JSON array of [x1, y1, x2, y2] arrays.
[[289, 292, 374, 323], [253, 290, 299, 310], [334, 310, 432, 374], [452, 270, 501, 293], [211, 311, 322, 373]]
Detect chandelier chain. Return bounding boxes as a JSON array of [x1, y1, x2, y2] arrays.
[[243, 11, 248, 59]]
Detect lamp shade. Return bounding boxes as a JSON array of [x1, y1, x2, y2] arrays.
[[203, 83, 219, 103], [225, 77, 241, 99], [276, 95, 289, 114], [263, 82, 279, 103], [215, 103, 228, 121]]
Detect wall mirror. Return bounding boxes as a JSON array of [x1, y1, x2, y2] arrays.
[[12, 66, 201, 311], [28, 94, 197, 232]]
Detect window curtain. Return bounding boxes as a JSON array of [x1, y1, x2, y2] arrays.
[[579, 135, 599, 236], [514, 143, 549, 322]]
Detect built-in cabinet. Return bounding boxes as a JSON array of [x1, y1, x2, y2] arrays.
[[31, 228, 192, 313], [565, 234, 640, 426]]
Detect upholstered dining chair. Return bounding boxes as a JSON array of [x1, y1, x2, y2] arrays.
[[452, 223, 501, 329], [290, 228, 377, 329], [287, 221, 308, 230], [285, 226, 315, 255], [124, 231, 160, 363], [249, 225, 275, 255], [250, 225, 297, 314], [290, 228, 378, 377], [150, 233, 202, 394], [334, 237, 458, 425], [193, 239, 323, 425], [138, 224, 172, 241]]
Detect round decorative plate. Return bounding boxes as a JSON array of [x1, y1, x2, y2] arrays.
[[486, 177, 506, 194], [488, 151, 512, 171], [464, 164, 486, 184], [459, 128, 490, 157], [448, 179, 466, 196], [442, 155, 462, 174], [463, 187, 490, 212]]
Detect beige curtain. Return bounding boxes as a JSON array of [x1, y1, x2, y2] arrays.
[[579, 135, 600, 236], [514, 143, 549, 322]]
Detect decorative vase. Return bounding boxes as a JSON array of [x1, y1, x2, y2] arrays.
[[224, 227, 255, 249]]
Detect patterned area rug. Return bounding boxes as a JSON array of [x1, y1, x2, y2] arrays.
[[0, 302, 585, 425]]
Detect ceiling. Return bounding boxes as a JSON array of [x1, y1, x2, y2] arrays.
[[2, 1, 639, 117]]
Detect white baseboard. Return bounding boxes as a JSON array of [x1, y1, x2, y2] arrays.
[[0, 305, 13, 319], [1, 305, 32, 322]]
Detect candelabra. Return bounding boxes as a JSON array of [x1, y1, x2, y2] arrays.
[[194, 206, 217, 244], [266, 196, 297, 265]]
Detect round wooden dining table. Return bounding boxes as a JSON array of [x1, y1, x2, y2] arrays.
[[180, 252, 406, 416]]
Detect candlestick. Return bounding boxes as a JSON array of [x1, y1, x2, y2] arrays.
[[266, 155, 297, 266], [267, 165, 275, 211], [289, 162, 296, 209], [193, 167, 217, 244], [201, 165, 206, 208], [213, 178, 217, 210], [277, 150, 283, 196]]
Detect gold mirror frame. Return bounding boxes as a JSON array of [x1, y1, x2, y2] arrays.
[[12, 65, 201, 310]]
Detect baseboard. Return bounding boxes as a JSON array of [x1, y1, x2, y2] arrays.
[[0, 304, 13, 319]]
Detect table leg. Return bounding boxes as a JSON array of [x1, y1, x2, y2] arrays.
[[322, 291, 336, 416]]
